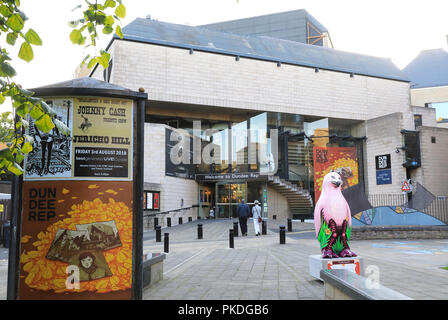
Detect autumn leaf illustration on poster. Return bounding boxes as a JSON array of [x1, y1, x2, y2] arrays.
[[19, 181, 133, 299], [313, 146, 359, 202]]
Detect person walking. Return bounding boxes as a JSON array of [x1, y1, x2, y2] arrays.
[[236, 199, 250, 236], [252, 200, 262, 236]]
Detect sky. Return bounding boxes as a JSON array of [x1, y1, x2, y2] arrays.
[[1, 0, 448, 112]]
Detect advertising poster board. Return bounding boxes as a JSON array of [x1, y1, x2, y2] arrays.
[[18, 96, 136, 300]]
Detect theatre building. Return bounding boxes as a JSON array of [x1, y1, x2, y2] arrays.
[[89, 11, 442, 224]]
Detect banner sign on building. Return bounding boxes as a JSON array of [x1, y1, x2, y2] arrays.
[[313, 146, 359, 202]]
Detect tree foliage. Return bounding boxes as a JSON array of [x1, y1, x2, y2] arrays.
[[0, 0, 125, 177]]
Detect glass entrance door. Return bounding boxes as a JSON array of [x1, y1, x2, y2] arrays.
[[216, 183, 247, 218]]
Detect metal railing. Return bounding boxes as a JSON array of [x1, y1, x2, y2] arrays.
[[143, 206, 197, 231], [367, 194, 448, 224]]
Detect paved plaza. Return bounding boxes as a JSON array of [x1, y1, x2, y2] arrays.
[[1, 219, 448, 300], [142, 219, 448, 300]]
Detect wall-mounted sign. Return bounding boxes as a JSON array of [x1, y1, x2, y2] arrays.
[[376, 169, 392, 185], [375, 154, 391, 170], [375, 154, 392, 185], [195, 172, 267, 182]]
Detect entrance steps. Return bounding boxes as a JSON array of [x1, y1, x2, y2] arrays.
[[267, 176, 313, 218]]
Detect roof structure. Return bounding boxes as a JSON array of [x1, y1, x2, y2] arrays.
[[29, 77, 147, 99], [198, 9, 328, 45], [114, 18, 408, 82], [402, 49, 448, 89]]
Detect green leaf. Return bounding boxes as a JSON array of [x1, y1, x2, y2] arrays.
[[18, 41, 33, 62], [87, 57, 98, 69], [104, 15, 114, 26], [7, 161, 23, 175], [34, 114, 55, 133], [14, 153, 24, 164], [25, 29, 42, 46], [70, 29, 83, 44], [0, 5, 13, 17], [21, 141, 32, 154], [6, 13, 24, 32], [115, 25, 123, 38], [104, 0, 116, 8], [0, 94, 5, 104], [102, 25, 113, 34], [0, 148, 14, 162], [332, 238, 344, 255], [17, 9, 28, 22], [87, 22, 95, 33], [115, 3, 125, 18], [6, 32, 17, 45], [29, 105, 44, 119], [0, 61, 16, 77], [97, 51, 110, 68], [94, 12, 106, 24], [15, 104, 29, 118]]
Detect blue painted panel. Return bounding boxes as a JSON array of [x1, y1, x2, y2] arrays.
[[376, 169, 392, 185]]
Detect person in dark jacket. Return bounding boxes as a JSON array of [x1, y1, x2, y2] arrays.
[[236, 199, 250, 236]]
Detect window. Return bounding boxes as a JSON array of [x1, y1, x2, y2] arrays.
[[144, 191, 160, 211], [401, 130, 421, 168], [414, 114, 422, 129]]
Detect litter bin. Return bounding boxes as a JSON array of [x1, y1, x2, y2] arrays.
[[3, 223, 10, 248]]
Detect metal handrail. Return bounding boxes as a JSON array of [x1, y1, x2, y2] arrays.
[[143, 205, 197, 217]]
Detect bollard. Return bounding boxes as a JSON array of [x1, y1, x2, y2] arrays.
[[198, 224, 203, 239], [279, 226, 286, 244], [179, 217, 183, 225], [167, 217, 171, 227], [154, 217, 158, 230], [229, 229, 234, 248], [188, 217, 192, 222], [287, 218, 292, 232], [164, 233, 169, 253], [233, 221, 239, 237], [155, 225, 161, 242], [273, 214, 277, 220], [262, 220, 267, 235]]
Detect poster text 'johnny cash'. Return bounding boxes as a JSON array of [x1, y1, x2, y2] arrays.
[[74, 105, 130, 145]]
